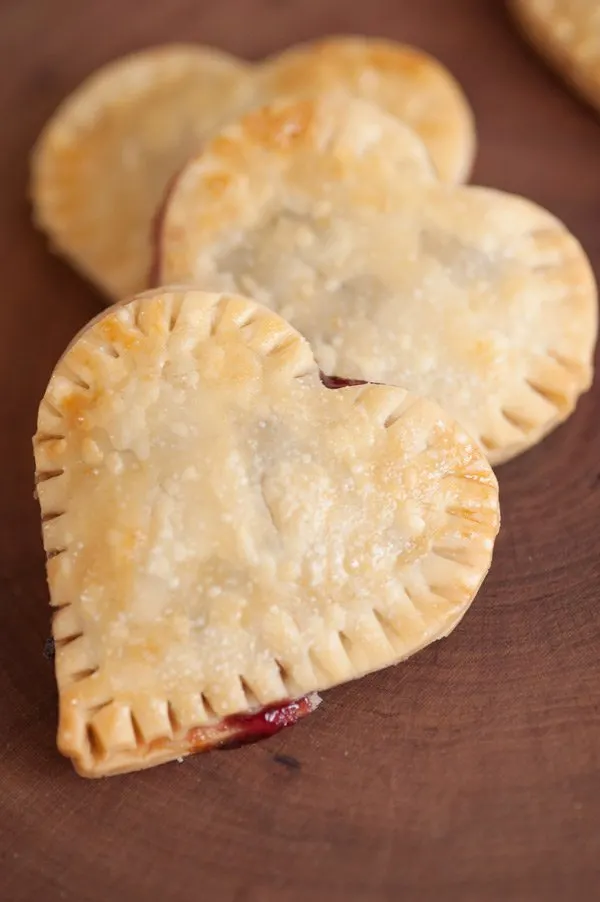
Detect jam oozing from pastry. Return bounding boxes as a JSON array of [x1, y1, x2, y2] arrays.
[[319, 372, 368, 390], [186, 694, 319, 752]]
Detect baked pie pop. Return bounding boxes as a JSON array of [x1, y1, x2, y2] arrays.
[[33, 288, 499, 776], [30, 36, 474, 297], [157, 93, 597, 465]]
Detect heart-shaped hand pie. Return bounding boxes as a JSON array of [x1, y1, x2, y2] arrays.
[[34, 288, 499, 776], [510, 0, 600, 113], [31, 45, 254, 299], [255, 36, 476, 184], [157, 93, 597, 465], [31, 37, 474, 302]]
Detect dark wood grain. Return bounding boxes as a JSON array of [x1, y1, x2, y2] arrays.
[[1, 2, 599, 900]]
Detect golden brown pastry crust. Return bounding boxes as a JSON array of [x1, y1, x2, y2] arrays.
[[510, 0, 600, 112], [31, 45, 254, 299], [30, 36, 473, 299], [34, 288, 499, 777], [255, 35, 476, 184], [158, 93, 597, 466]]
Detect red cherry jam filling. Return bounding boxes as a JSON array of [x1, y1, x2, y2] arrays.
[[319, 372, 368, 390], [186, 694, 320, 752]]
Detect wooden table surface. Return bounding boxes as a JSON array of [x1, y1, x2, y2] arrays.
[[1, 1, 599, 900]]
